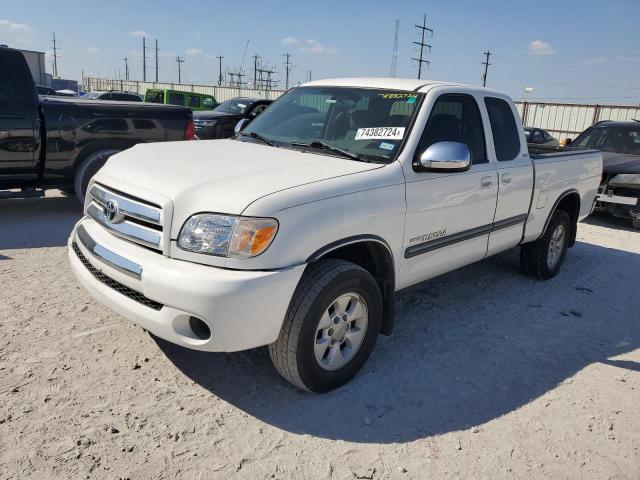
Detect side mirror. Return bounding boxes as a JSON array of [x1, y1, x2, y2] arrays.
[[234, 118, 250, 134], [564, 138, 573, 146], [419, 141, 471, 172]]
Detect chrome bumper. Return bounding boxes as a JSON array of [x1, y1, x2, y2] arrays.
[[76, 224, 142, 279]]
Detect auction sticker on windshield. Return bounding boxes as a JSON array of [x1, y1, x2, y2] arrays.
[[355, 127, 405, 140]]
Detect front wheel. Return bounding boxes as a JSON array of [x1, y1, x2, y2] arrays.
[[269, 259, 382, 392], [74, 149, 120, 203], [520, 209, 571, 280]]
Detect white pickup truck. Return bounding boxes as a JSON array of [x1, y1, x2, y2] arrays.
[[68, 78, 602, 392]]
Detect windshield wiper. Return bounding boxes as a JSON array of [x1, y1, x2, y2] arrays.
[[290, 141, 368, 162], [237, 131, 274, 146]]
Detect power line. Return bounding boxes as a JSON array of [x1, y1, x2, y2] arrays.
[[176, 56, 185, 84], [390, 19, 399, 78], [481, 50, 491, 87], [412, 13, 433, 79], [51, 33, 59, 77]]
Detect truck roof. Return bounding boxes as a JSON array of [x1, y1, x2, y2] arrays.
[[302, 77, 469, 92]]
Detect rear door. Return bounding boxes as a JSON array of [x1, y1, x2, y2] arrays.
[[484, 96, 533, 255], [401, 92, 499, 286], [0, 49, 39, 177]]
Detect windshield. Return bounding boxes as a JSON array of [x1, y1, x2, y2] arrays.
[[240, 87, 422, 163], [572, 124, 640, 155], [214, 98, 252, 114]]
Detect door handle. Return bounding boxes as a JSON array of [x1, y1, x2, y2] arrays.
[[502, 173, 512, 185], [481, 176, 495, 189]]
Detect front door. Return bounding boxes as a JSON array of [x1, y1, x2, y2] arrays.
[[400, 93, 498, 288], [0, 50, 38, 177]]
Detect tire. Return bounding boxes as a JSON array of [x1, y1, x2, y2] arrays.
[[520, 209, 571, 280], [73, 149, 119, 203], [269, 258, 383, 393], [631, 214, 640, 230]]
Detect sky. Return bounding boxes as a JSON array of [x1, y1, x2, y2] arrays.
[[1, 0, 639, 104]]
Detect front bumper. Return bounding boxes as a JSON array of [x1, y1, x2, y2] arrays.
[[68, 218, 306, 352]]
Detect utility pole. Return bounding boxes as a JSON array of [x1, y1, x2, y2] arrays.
[[252, 54, 260, 89], [390, 19, 399, 78], [283, 53, 294, 90], [155, 39, 159, 83], [412, 13, 433, 79], [142, 36, 147, 81], [51, 33, 59, 77], [176, 56, 185, 83], [216, 55, 223, 86], [481, 50, 491, 87], [123, 57, 129, 80]]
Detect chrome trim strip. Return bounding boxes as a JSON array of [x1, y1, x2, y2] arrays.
[[88, 202, 162, 249], [76, 224, 142, 279], [90, 184, 162, 225]]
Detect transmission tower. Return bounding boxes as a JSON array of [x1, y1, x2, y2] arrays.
[[155, 39, 159, 83], [51, 33, 59, 77], [481, 50, 492, 87], [412, 13, 433, 79], [123, 57, 129, 80], [176, 56, 185, 84], [142, 37, 147, 81], [390, 20, 399, 77]]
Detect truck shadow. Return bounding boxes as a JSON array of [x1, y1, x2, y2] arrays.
[[584, 211, 638, 233], [156, 241, 640, 444], [0, 192, 82, 249]]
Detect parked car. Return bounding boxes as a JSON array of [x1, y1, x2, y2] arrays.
[[35, 84, 57, 96], [524, 127, 559, 147], [68, 78, 602, 392], [568, 120, 640, 228], [0, 46, 195, 202], [84, 90, 143, 102], [193, 97, 272, 139], [145, 89, 217, 111]]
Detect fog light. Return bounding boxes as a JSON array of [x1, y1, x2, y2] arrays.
[[188, 316, 211, 341]]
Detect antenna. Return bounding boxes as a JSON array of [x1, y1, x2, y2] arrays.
[[481, 50, 491, 87], [155, 39, 159, 83], [142, 36, 147, 81], [412, 13, 433, 79], [216, 55, 224, 86], [283, 53, 294, 90], [51, 33, 59, 77], [390, 20, 399, 77], [176, 56, 185, 84], [123, 57, 130, 81]]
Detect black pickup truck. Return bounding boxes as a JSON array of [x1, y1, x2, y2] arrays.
[[0, 46, 194, 202]]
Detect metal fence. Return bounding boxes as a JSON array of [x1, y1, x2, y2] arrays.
[[82, 77, 286, 102], [515, 101, 640, 141]]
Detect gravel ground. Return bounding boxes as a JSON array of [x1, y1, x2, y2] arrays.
[[1, 191, 639, 480]]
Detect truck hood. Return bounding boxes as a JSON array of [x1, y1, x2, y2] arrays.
[[601, 151, 640, 175], [99, 138, 382, 225]]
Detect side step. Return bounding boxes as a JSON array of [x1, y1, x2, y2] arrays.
[[0, 188, 46, 199]]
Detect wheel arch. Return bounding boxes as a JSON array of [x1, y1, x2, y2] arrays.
[[540, 189, 581, 247], [306, 235, 396, 336]]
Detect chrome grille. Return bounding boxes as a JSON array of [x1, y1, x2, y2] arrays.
[[88, 184, 164, 252]]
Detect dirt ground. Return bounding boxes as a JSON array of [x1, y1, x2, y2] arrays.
[[1, 191, 639, 480]]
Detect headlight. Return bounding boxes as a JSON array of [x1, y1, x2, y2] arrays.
[[178, 213, 278, 258]]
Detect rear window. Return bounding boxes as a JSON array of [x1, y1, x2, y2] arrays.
[[485, 97, 521, 161]]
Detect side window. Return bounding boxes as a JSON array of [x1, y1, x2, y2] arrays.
[[484, 97, 521, 161], [188, 95, 201, 108], [168, 93, 185, 106], [417, 94, 487, 164]]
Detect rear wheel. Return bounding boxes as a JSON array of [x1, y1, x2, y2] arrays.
[[74, 149, 119, 203], [269, 259, 382, 392], [521, 209, 571, 280]]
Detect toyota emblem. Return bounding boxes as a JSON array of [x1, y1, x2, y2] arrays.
[[104, 199, 121, 223]]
